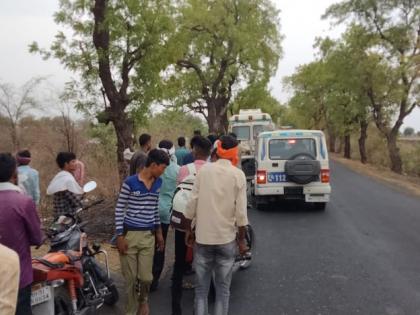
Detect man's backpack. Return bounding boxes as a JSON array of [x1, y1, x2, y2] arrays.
[[171, 163, 197, 231]]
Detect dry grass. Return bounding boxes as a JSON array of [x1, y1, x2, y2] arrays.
[[331, 153, 420, 198]]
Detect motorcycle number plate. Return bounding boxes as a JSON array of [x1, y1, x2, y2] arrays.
[[31, 284, 52, 306]]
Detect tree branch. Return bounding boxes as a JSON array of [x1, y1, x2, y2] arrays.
[[177, 59, 210, 98], [92, 0, 120, 107]]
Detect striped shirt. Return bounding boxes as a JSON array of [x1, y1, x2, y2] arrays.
[[115, 175, 162, 235]]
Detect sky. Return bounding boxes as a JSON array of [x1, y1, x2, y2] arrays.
[[0, 0, 418, 131]]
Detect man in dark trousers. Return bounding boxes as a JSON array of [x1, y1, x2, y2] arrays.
[[172, 136, 212, 315]]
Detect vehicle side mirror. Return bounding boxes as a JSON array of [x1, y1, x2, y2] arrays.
[[83, 181, 97, 193]]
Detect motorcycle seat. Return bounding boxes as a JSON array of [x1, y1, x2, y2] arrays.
[[33, 258, 64, 269]]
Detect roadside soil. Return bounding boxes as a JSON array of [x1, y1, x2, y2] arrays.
[[331, 153, 420, 198]]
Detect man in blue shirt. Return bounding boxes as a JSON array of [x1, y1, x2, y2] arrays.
[[115, 149, 169, 315], [175, 137, 189, 166], [16, 150, 40, 205]]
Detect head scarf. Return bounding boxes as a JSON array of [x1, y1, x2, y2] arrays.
[[216, 140, 239, 166], [16, 154, 31, 166]]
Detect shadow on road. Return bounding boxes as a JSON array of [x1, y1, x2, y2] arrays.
[[253, 200, 326, 214]]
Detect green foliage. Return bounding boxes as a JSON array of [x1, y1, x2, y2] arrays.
[[139, 109, 206, 144], [323, 0, 419, 130], [30, 0, 176, 118], [403, 127, 415, 136], [163, 0, 282, 131], [88, 122, 117, 157]]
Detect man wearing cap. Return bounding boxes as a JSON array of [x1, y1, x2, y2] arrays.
[[184, 135, 249, 315], [16, 149, 40, 205]]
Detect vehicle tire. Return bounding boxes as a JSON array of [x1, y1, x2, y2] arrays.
[[104, 282, 119, 306], [239, 225, 255, 270], [54, 286, 73, 315], [314, 202, 326, 211]]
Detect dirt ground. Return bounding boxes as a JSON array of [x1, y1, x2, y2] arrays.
[[331, 153, 420, 198]]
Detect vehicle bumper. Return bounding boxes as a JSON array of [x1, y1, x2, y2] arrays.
[[254, 183, 331, 203]]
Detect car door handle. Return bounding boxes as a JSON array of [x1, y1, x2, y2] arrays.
[[272, 163, 278, 167]]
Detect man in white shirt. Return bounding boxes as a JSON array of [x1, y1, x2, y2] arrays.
[[0, 244, 19, 315], [184, 135, 248, 315]]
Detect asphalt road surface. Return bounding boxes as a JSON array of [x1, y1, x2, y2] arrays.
[[103, 161, 420, 315]]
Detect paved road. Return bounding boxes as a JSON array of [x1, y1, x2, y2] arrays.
[[104, 161, 420, 315]]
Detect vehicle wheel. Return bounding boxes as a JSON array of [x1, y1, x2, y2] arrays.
[[54, 286, 73, 315], [104, 282, 119, 306], [314, 202, 326, 211], [239, 225, 255, 270]]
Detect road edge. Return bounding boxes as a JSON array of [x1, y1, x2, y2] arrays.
[[331, 153, 420, 198]]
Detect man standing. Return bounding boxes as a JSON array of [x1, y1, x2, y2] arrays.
[[47, 152, 84, 218], [0, 153, 43, 315], [115, 149, 169, 315], [182, 135, 200, 166], [172, 136, 212, 315], [175, 137, 189, 166], [151, 140, 180, 291], [16, 149, 40, 205], [184, 135, 248, 315], [0, 244, 20, 315], [130, 133, 152, 176]]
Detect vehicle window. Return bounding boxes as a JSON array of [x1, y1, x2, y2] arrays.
[[269, 138, 317, 160], [253, 125, 266, 138], [232, 126, 250, 140]]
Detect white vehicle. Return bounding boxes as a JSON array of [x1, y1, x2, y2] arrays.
[[229, 109, 275, 154], [229, 109, 275, 178], [251, 129, 331, 210]]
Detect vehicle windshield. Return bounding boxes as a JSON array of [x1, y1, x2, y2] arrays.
[[269, 138, 317, 160], [253, 125, 266, 138], [232, 126, 250, 140]]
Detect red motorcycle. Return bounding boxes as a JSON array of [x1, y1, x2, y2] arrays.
[[31, 182, 118, 315]]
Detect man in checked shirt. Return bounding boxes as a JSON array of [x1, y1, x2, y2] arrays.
[[47, 152, 84, 218]]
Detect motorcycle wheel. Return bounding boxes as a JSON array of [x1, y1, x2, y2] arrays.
[[104, 282, 119, 306], [239, 224, 255, 270], [54, 286, 73, 315]]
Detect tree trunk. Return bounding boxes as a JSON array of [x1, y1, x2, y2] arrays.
[[207, 98, 229, 134], [327, 129, 336, 153], [344, 134, 351, 159], [358, 120, 368, 164], [110, 108, 134, 181], [10, 124, 19, 152], [337, 136, 344, 154], [386, 131, 403, 174]]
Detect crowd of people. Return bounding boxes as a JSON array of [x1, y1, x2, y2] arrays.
[[0, 130, 249, 315]]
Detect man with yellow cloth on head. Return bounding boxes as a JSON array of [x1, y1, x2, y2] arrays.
[[183, 135, 249, 315]]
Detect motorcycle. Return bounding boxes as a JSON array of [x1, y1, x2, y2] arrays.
[[31, 181, 119, 315]]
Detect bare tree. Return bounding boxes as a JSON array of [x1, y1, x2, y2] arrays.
[[0, 77, 45, 150]]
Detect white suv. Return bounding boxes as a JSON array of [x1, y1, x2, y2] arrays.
[[251, 129, 331, 210]]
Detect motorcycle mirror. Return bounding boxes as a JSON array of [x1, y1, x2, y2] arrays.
[[83, 181, 97, 193]]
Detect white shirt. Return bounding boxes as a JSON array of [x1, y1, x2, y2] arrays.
[[185, 159, 248, 245]]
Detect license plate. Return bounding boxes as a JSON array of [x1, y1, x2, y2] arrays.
[[305, 194, 329, 202], [267, 172, 287, 183], [31, 284, 52, 306]]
